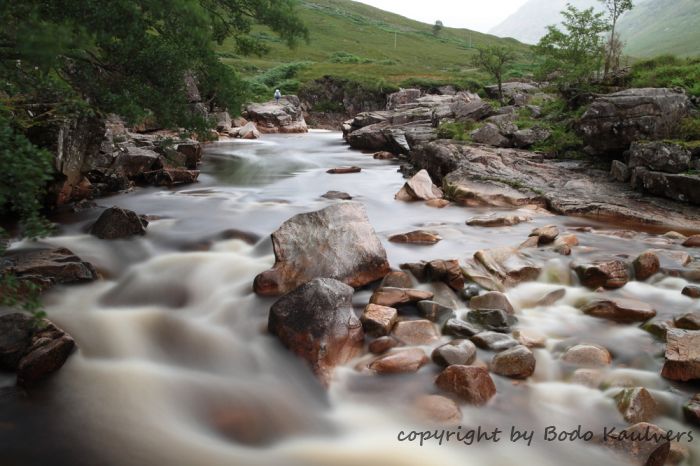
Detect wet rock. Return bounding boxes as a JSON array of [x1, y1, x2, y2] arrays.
[[471, 331, 518, 352], [373, 151, 396, 160], [490, 345, 536, 379], [614, 387, 658, 424], [534, 288, 566, 306], [368, 336, 399, 355], [661, 329, 700, 381], [682, 286, 700, 298], [1, 247, 97, 289], [90, 206, 148, 240], [682, 394, 700, 426], [642, 320, 673, 341], [321, 191, 352, 200], [370, 288, 433, 307], [474, 247, 542, 289], [570, 368, 604, 388], [561, 344, 612, 367], [578, 88, 691, 156], [426, 259, 464, 291], [176, 142, 202, 169], [16, 320, 76, 388], [467, 214, 531, 227], [574, 259, 629, 289], [674, 312, 700, 330], [142, 168, 199, 186], [327, 166, 361, 174], [380, 271, 413, 289], [360, 304, 398, 337], [683, 235, 700, 247], [267, 278, 364, 384], [232, 122, 258, 140], [413, 394, 462, 425], [628, 141, 691, 174], [466, 309, 515, 332], [244, 97, 308, 134], [611, 160, 631, 182], [435, 365, 497, 406], [254, 203, 390, 296], [369, 348, 428, 374], [461, 284, 482, 300], [432, 340, 477, 367], [603, 422, 670, 466], [443, 318, 481, 338], [469, 291, 514, 315], [417, 300, 455, 324], [581, 298, 656, 324], [633, 251, 660, 281], [395, 169, 443, 201], [391, 320, 440, 346], [426, 199, 450, 208], [530, 225, 559, 244], [0, 313, 35, 370], [388, 230, 442, 245], [513, 329, 547, 348]]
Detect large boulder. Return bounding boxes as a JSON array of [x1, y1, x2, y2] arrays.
[[1, 247, 97, 290], [244, 97, 308, 134], [630, 168, 700, 205], [90, 206, 148, 240], [254, 203, 390, 296], [628, 141, 691, 174], [267, 278, 363, 385], [578, 88, 691, 156], [17, 320, 76, 388]]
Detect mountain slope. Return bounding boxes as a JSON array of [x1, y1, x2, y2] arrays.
[[218, 0, 531, 86], [490, 0, 700, 57]]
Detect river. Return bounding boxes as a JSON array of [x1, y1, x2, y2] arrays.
[[2, 131, 699, 466]]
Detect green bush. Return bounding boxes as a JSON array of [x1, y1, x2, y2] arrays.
[[679, 117, 700, 141], [437, 121, 477, 141]]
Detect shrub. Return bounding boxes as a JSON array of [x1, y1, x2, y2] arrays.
[[328, 51, 373, 64], [437, 121, 477, 141]]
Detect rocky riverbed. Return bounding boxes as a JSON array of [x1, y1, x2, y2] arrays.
[[1, 129, 700, 466]]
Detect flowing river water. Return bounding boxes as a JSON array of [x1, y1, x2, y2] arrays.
[[2, 131, 700, 465]]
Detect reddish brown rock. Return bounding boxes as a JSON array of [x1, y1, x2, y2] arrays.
[[490, 345, 536, 379], [425, 199, 450, 208], [380, 271, 413, 289], [534, 288, 566, 306], [513, 329, 547, 348], [426, 259, 464, 291], [268, 278, 364, 385], [17, 320, 76, 388], [614, 387, 658, 424], [360, 304, 398, 337], [395, 169, 443, 201], [469, 291, 515, 315], [633, 251, 661, 281], [321, 191, 352, 200], [661, 330, 700, 381], [432, 340, 477, 367], [529, 225, 559, 244], [683, 235, 700, 247], [370, 287, 434, 307], [604, 422, 670, 466], [388, 230, 442, 245], [373, 151, 396, 160], [682, 286, 700, 298], [142, 168, 199, 186], [413, 394, 462, 425], [682, 394, 700, 426], [561, 344, 612, 367], [327, 166, 361, 174], [474, 247, 541, 288], [674, 312, 700, 330], [1, 247, 97, 290], [254, 203, 390, 296], [369, 348, 428, 374], [368, 336, 400, 355], [391, 320, 440, 345], [574, 259, 629, 289], [435, 365, 497, 406], [581, 298, 656, 323]]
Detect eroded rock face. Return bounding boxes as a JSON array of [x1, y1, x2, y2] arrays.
[[90, 207, 148, 240], [244, 97, 308, 134], [578, 88, 691, 156], [628, 141, 691, 174], [254, 203, 390, 296], [435, 365, 497, 405], [661, 330, 700, 381], [267, 278, 364, 385]]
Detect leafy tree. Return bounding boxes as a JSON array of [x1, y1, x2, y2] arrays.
[[471, 46, 516, 102], [536, 5, 609, 90], [599, 0, 634, 78], [433, 20, 444, 36]]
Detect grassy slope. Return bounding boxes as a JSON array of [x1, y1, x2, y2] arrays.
[[617, 0, 700, 58], [218, 0, 531, 85]]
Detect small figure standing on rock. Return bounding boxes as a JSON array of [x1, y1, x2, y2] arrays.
[[274, 89, 282, 103]]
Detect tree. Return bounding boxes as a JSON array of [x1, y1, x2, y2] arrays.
[[471, 46, 517, 102], [536, 5, 609, 89], [599, 0, 633, 78], [433, 20, 444, 36]]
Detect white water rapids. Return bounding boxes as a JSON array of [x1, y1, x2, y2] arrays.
[[2, 131, 699, 465]]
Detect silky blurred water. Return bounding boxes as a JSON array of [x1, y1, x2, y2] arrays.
[[2, 131, 699, 466]]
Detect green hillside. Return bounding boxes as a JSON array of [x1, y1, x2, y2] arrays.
[[218, 0, 532, 88], [617, 0, 700, 58]]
